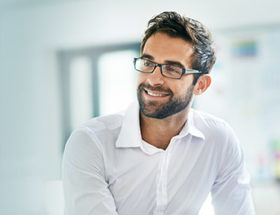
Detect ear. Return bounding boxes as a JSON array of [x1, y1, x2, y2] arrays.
[[193, 75, 211, 95]]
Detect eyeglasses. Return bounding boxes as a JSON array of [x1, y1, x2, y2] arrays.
[[133, 57, 201, 79]]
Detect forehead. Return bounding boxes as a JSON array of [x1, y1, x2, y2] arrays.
[[142, 32, 194, 67]]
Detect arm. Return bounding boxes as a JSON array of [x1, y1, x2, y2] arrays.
[[62, 127, 118, 215], [211, 124, 255, 215]]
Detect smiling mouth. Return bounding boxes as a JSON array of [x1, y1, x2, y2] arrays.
[[144, 89, 170, 97]]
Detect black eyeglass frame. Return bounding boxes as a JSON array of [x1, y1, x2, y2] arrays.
[[133, 57, 202, 80]]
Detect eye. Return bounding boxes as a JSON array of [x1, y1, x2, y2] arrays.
[[143, 59, 154, 67], [165, 65, 181, 74]]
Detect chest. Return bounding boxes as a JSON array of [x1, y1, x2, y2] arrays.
[[106, 138, 218, 215]]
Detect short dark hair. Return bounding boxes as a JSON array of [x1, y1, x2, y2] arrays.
[[141, 11, 216, 84]]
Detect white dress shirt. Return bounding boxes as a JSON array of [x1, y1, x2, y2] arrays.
[[63, 102, 255, 215]]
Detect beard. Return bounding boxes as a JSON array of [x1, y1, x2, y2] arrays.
[[137, 83, 194, 119]]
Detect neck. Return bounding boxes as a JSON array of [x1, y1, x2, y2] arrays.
[[140, 106, 190, 150]]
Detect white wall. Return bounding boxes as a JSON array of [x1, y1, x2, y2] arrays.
[[1, 0, 280, 214]]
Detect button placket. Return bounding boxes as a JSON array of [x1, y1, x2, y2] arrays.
[[155, 142, 174, 214]]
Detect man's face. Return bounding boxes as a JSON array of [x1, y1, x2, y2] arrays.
[[137, 32, 195, 119]]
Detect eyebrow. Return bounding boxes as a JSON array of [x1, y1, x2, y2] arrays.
[[141, 53, 185, 68]]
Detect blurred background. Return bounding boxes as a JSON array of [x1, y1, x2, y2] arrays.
[[1, 0, 280, 214]]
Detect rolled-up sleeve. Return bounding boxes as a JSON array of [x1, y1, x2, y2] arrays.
[[211, 124, 255, 215], [62, 127, 118, 215]]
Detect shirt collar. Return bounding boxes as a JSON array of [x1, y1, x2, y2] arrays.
[[115, 102, 205, 149], [179, 108, 205, 140], [116, 101, 143, 148]]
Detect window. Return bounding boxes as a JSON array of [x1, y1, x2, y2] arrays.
[[58, 42, 140, 146]]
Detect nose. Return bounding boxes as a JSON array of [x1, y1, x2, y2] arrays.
[[147, 65, 164, 86]]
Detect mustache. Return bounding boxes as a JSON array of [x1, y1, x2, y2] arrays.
[[138, 83, 173, 95]]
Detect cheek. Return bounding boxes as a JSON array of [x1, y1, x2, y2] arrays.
[[169, 85, 180, 95], [137, 73, 147, 85], [171, 79, 194, 95], [179, 75, 194, 88]]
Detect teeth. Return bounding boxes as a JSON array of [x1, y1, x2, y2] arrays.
[[146, 90, 167, 97]]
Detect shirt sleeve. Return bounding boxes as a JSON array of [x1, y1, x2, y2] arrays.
[[211, 123, 255, 215], [62, 127, 118, 215]]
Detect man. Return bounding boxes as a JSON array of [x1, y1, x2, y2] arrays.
[[63, 11, 255, 215]]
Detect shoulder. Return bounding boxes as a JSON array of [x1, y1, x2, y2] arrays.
[[80, 112, 125, 134], [191, 109, 239, 149], [191, 109, 244, 170], [191, 109, 230, 133], [66, 112, 125, 152]]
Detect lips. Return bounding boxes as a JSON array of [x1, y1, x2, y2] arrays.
[[138, 83, 172, 100], [144, 89, 169, 97]]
